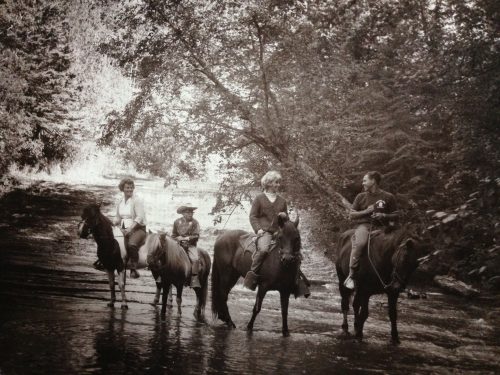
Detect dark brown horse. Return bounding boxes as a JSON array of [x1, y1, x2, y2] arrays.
[[146, 233, 211, 321], [335, 227, 421, 344], [211, 213, 301, 336], [78, 204, 150, 309]]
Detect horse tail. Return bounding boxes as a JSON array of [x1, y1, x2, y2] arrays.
[[199, 250, 211, 311], [211, 246, 226, 321]]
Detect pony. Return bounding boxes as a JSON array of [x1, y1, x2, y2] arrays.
[[145, 233, 211, 320], [211, 213, 301, 336], [78, 204, 151, 309], [335, 226, 421, 344]]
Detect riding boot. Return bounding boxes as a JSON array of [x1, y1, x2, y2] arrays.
[[244, 249, 268, 291], [128, 245, 140, 279], [190, 260, 201, 289]]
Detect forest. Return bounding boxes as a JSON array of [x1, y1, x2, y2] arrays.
[[1, 0, 499, 290]]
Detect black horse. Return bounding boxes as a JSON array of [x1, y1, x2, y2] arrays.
[[78, 204, 151, 309], [335, 227, 421, 344], [211, 213, 301, 336]]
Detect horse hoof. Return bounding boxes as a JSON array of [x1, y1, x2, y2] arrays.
[[121, 304, 128, 310], [282, 330, 290, 337], [391, 337, 401, 346]]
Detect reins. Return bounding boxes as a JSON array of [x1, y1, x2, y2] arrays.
[[366, 221, 406, 290], [366, 221, 391, 289]]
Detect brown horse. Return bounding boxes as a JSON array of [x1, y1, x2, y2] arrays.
[[78, 204, 151, 309], [211, 213, 301, 336], [335, 226, 421, 344], [146, 233, 211, 321]]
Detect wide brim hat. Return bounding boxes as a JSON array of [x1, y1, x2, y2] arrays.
[[177, 204, 198, 214]]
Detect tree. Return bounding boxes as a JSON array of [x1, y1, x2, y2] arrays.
[[95, 0, 499, 237], [0, 0, 77, 174]]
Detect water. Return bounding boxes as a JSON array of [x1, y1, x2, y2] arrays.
[[0, 179, 498, 374]]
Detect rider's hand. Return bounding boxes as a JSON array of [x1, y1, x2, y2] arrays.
[[372, 212, 385, 219], [366, 205, 375, 214], [257, 229, 265, 236]]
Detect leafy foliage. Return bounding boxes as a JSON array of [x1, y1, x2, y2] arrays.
[[0, 0, 77, 174]]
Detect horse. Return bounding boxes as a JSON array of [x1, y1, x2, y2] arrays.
[[335, 226, 421, 344], [145, 233, 211, 320], [78, 204, 151, 309], [211, 213, 301, 337]]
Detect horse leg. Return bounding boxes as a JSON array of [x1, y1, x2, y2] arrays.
[[194, 287, 204, 322], [176, 285, 183, 316], [247, 287, 267, 332], [107, 271, 115, 308], [340, 285, 351, 335], [161, 281, 171, 317], [117, 270, 128, 309], [388, 292, 400, 345], [280, 291, 291, 337], [353, 293, 362, 340], [356, 295, 370, 342], [152, 281, 161, 306]]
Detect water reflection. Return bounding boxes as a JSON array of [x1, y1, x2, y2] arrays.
[[93, 309, 142, 373]]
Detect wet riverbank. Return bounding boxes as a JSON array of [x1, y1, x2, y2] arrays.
[[0, 181, 499, 374]]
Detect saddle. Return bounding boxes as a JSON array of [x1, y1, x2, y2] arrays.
[[239, 233, 258, 256], [239, 233, 277, 256]]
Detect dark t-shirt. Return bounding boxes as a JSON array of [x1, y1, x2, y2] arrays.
[[351, 189, 397, 226]]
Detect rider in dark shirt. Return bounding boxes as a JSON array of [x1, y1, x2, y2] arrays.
[[344, 171, 399, 290]]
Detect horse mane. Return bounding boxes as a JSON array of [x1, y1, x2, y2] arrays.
[[145, 234, 190, 275], [384, 225, 415, 250], [163, 236, 190, 274]]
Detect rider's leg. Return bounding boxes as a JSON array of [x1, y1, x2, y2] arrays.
[[128, 228, 146, 278], [187, 246, 201, 288], [244, 232, 272, 290], [344, 224, 370, 289]]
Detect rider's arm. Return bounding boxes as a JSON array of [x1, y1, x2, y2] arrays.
[[249, 195, 263, 233], [171, 219, 180, 240], [132, 196, 146, 225], [349, 194, 374, 220], [187, 220, 200, 244]]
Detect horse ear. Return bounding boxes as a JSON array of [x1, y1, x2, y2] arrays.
[[293, 215, 300, 228], [277, 212, 288, 228]]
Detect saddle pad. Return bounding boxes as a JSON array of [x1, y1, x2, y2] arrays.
[[239, 233, 258, 256]]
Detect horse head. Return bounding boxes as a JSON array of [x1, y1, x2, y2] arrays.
[[276, 212, 301, 267], [389, 237, 420, 293], [78, 204, 102, 239]]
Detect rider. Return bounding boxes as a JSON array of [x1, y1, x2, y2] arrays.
[[344, 171, 399, 290], [172, 204, 201, 289], [113, 178, 147, 279], [244, 170, 310, 297]]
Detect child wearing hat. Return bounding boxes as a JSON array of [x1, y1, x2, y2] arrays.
[[172, 204, 201, 288]]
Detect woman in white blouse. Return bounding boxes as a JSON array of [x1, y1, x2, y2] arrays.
[[114, 178, 147, 278]]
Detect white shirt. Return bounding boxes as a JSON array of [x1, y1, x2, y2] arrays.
[[118, 198, 134, 228]]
